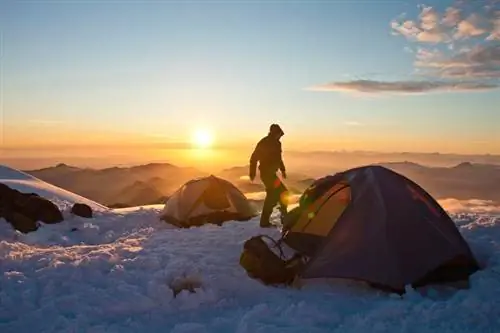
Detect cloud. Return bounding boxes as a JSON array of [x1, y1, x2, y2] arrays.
[[390, 5, 454, 43], [391, 20, 420, 38], [309, 79, 498, 94], [439, 198, 500, 214], [391, 4, 499, 43], [415, 47, 444, 63], [313, 3, 499, 98], [390, 18, 450, 43], [442, 7, 462, 27], [454, 14, 488, 39], [388, 2, 500, 83], [416, 44, 500, 79], [420, 6, 440, 30], [486, 13, 500, 40]]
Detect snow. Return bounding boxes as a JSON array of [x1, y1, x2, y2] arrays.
[[0, 165, 108, 212], [1, 165, 500, 332], [1, 209, 499, 333]]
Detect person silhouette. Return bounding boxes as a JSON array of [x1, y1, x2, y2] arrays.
[[249, 124, 289, 227]]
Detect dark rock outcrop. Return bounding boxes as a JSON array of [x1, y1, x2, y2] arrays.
[[0, 183, 64, 233], [71, 203, 93, 218], [15, 195, 64, 224], [4, 211, 38, 233]]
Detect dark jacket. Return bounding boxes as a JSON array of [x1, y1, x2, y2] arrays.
[[249, 135, 286, 178]]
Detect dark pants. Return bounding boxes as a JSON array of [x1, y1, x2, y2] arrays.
[[259, 170, 288, 227]]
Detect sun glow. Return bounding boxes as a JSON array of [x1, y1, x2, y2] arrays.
[[191, 128, 215, 149]]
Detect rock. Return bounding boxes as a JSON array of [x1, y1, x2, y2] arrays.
[[0, 184, 20, 209], [5, 211, 38, 233], [169, 275, 203, 298], [16, 195, 64, 224], [0, 183, 63, 230], [71, 203, 93, 218], [0, 183, 12, 196]]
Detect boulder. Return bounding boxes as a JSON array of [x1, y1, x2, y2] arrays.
[[0, 183, 12, 197], [15, 195, 64, 224], [71, 203, 93, 218], [0, 184, 65, 232], [0, 205, 6, 219], [4, 211, 38, 233], [169, 275, 203, 298], [0, 183, 63, 226], [0, 183, 20, 211]]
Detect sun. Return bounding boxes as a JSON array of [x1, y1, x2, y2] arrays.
[[191, 128, 215, 149]]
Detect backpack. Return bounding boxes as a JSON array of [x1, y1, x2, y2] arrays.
[[239, 235, 304, 286]]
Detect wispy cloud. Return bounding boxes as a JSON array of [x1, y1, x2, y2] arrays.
[[442, 6, 462, 27], [487, 12, 500, 40], [390, 6, 455, 43], [391, 3, 497, 43], [392, 2, 500, 48], [309, 80, 498, 94], [454, 13, 489, 39], [313, 1, 500, 96], [416, 44, 500, 79]]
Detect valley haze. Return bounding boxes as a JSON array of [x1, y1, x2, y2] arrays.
[[3, 150, 499, 214]]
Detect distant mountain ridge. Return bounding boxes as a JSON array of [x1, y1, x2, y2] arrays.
[[376, 161, 500, 204], [22, 160, 500, 208], [25, 163, 209, 207], [23, 162, 316, 208]]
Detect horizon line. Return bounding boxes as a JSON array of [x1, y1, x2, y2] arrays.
[[1, 145, 500, 157], [4, 158, 500, 173]]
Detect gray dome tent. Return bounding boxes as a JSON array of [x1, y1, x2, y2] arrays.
[[159, 175, 257, 228], [281, 165, 480, 293]]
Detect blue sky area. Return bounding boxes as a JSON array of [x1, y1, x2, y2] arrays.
[[1, 0, 499, 154]]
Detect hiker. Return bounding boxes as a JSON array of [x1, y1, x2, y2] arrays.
[[249, 123, 289, 227]]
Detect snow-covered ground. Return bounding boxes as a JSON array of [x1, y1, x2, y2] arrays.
[[0, 165, 108, 213], [1, 165, 500, 332]]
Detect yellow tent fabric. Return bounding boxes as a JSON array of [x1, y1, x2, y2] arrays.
[[290, 181, 351, 237], [159, 175, 257, 227]]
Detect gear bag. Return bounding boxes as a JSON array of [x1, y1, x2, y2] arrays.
[[239, 235, 304, 285]]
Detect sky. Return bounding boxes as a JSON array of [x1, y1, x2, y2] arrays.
[[1, 0, 499, 168]]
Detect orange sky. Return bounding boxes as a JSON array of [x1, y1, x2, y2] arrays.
[[3, 121, 499, 155], [2, 118, 499, 175], [2, 0, 500, 168]]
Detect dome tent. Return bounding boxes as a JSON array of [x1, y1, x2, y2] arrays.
[[159, 175, 257, 228], [281, 165, 480, 293]]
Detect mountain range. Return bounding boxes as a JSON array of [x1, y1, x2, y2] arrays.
[[24, 163, 314, 207], [23, 161, 500, 208]]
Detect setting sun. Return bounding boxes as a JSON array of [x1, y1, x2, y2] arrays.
[[191, 128, 215, 149]]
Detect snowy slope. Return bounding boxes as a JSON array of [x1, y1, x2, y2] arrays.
[[1, 164, 500, 332], [1, 205, 500, 332], [0, 165, 108, 212]]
